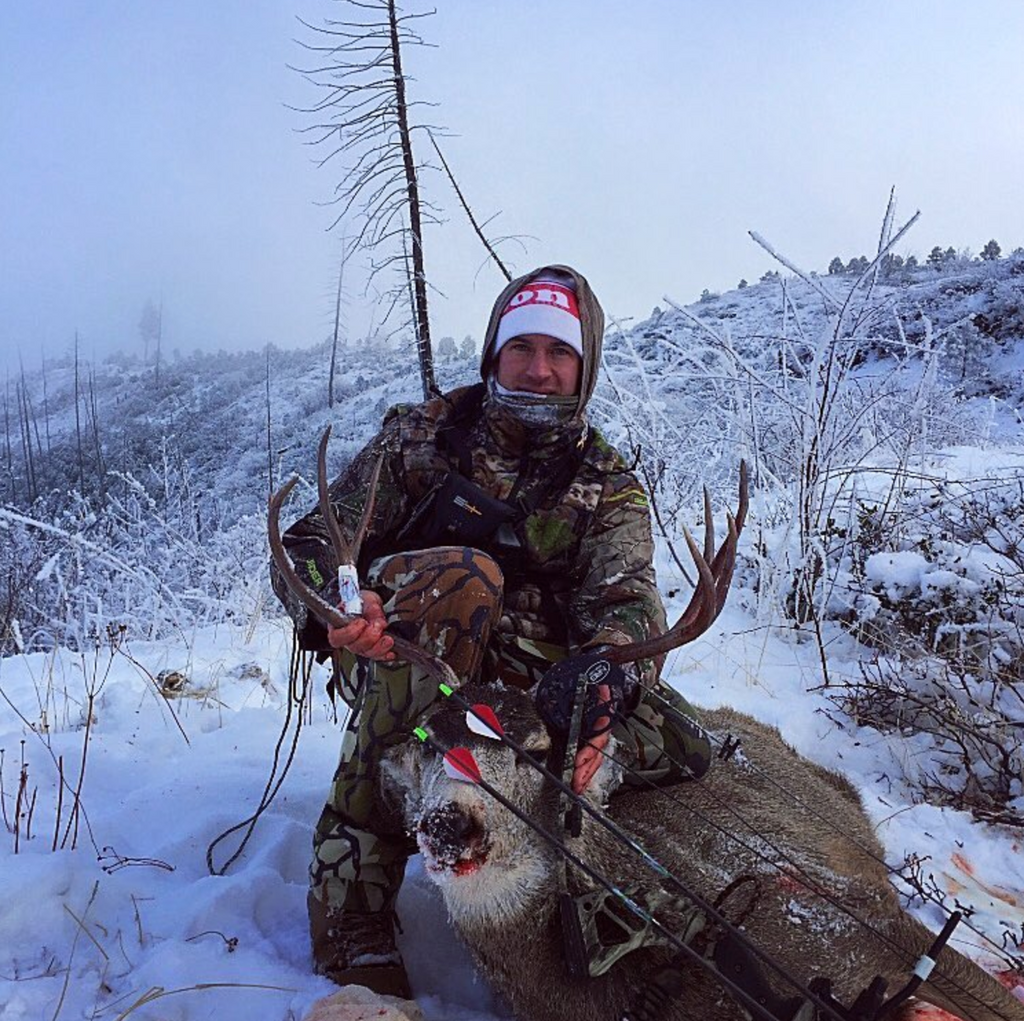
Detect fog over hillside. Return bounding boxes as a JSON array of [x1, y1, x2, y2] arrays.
[[4, 252, 1023, 519]]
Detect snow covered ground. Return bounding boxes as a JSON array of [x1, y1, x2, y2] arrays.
[[2, 572, 1021, 1020]]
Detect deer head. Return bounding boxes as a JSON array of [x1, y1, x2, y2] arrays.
[[380, 681, 572, 925]]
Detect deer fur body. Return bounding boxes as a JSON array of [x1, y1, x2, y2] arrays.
[[382, 682, 1024, 1021]]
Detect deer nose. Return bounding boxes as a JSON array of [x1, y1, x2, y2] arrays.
[[418, 803, 481, 851]]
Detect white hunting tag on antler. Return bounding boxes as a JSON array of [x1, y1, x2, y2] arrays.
[[337, 564, 363, 615]]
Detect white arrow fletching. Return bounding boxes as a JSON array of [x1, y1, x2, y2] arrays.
[[466, 704, 504, 741]]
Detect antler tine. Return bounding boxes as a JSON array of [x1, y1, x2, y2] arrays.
[[661, 525, 718, 634], [602, 461, 749, 668], [316, 426, 383, 572], [703, 461, 747, 612], [352, 453, 383, 562], [316, 426, 350, 571], [702, 485, 715, 565], [710, 461, 748, 613], [714, 513, 740, 614], [270, 442, 461, 691], [678, 525, 721, 635], [268, 475, 353, 631], [604, 526, 717, 666]]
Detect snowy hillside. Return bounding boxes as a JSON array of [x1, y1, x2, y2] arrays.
[[4, 255, 1022, 520], [2, 252, 1024, 1020]]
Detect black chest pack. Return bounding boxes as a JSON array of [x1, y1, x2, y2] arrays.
[[396, 384, 594, 560]]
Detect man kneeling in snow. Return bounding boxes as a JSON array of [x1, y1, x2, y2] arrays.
[[272, 265, 710, 997]]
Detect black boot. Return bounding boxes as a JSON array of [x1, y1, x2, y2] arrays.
[[309, 892, 412, 1000]]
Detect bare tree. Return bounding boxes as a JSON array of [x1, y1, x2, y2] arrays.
[[14, 355, 45, 503], [87, 366, 106, 500], [19, 358, 44, 470], [16, 379, 37, 503], [40, 354, 51, 455], [139, 299, 162, 366], [400, 215, 422, 373], [2, 377, 14, 502], [328, 240, 349, 408], [294, 0, 441, 399], [74, 331, 85, 493]]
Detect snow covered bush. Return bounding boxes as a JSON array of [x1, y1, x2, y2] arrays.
[[0, 455, 271, 653], [595, 212, 990, 628], [830, 653, 1022, 824], [819, 462, 1024, 823]]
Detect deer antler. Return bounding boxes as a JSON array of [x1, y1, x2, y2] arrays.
[[603, 460, 749, 666], [268, 427, 459, 688], [271, 430, 747, 683]]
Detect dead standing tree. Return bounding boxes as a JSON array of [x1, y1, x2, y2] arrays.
[[294, 0, 441, 400], [138, 299, 163, 376], [328, 238, 349, 409]]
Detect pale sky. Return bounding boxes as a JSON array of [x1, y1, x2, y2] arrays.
[[2, 1, 1022, 371]]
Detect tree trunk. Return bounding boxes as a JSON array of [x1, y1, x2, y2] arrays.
[[17, 381, 37, 503], [265, 345, 274, 498], [19, 360, 43, 468], [387, 0, 436, 400], [88, 367, 105, 500], [402, 223, 420, 361], [329, 245, 346, 409], [2, 380, 14, 503], [40, 355, 51, 454], [74, 331, 85, 493]]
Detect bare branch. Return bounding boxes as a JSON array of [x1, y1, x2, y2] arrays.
[[427, 130, 511, 282]]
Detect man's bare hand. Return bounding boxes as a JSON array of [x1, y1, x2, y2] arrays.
[[327, 590, 395, 661], [571, 683, 611, 794]]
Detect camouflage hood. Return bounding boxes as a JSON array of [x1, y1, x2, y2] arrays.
[[478, 264, 606, 423]]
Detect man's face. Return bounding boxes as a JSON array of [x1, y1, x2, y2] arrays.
[[495, 334, 581, 396]]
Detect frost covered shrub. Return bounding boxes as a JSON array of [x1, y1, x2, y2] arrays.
[[822, 468, 1024, 823], [0, 518, 51, 654], [0, 455, 272, 653], [831, 655, 1023, 824], [831, 470, 1024, 667], [592, 313, 751, 541], [595, 257, 983, 627], [0, 339, 464, 656]]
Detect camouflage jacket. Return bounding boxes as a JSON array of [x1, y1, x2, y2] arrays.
[[273, 384, 667, 688]]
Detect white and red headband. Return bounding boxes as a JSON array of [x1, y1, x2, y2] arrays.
[[493, 278, 583, 357]]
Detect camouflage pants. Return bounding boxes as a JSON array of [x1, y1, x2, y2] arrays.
[[309, 546, 710, 925]]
